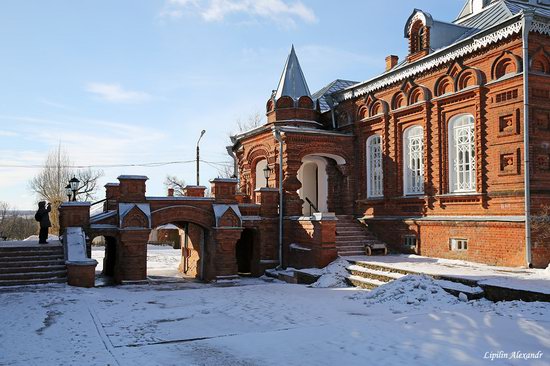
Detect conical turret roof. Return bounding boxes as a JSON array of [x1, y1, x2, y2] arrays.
[[274, 45, 311, 101]]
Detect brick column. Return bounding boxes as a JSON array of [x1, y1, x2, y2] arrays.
[[116, 229, 150, 283], [118, 175, 148, 203], [59, 202, 91, 235], [211, 178, 238, 203], [184, 185, 206, 197], [104, 183, 120, 211], [212, 228, 243, 279], [282, 158, 303, 216], [254, 187, 279, 217]]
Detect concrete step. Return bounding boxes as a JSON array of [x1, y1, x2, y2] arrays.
[[0, 254, 64, 263], [0, 259, 65, 268], [347, 265, 404, 283], [338, 251, 366, 256], [0, 277, 67, 287], [346, 275, 386, 289], [0, 270, 67, 281], [0, 249, 63, 258], [0, 265, 67, 275], [336, 245, 365, 251], [349, 260, 420, 276]]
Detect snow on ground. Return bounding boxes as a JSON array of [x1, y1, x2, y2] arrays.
[[348, 255, 550, 294], [1, 277, 549, 365], [92, 245, 183, 278], [309, 258, 350, 288]]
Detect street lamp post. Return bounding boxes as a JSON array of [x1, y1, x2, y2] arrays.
[[263, 165, 271, 188], [196, 130, 206, 186]]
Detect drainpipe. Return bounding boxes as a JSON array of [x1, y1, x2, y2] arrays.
[[226, 145, 238, 179], [273, 128, 284, 269], [326, 96, 337, 129], [522, 11, 533, 268]]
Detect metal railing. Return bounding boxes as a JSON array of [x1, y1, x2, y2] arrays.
[[304, 197, 318, 216]]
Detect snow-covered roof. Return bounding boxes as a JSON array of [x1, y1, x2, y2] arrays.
[[312, 79, 358, 112], [334, 0, 550, 103]]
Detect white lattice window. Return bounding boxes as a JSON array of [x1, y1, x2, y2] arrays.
[[403, 126, 424, 195], [367, 135, 384, 198], [449, 115, 476, 193]]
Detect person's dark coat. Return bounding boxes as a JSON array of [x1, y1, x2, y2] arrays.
[[35, 202, 51, 228]]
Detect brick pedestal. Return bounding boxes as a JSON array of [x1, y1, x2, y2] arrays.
[[66, 261, 97, 288]]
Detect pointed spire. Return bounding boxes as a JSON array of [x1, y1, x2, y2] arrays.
[[274, 45, 311, 101]]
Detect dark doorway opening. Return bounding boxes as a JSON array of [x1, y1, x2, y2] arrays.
[[103, 236, 117, 277], [236, 229, 255, 275]]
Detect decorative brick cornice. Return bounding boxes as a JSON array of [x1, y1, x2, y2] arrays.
[[336, 20, 524, 103]]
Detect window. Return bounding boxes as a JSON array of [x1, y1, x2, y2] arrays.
[[403, 126, 424, 195], [450, 238, 468, 251], [404, 235, 417, 248], [367, 135, 383, 198], [417, 28, 425, 51], [448, 115, 476, 193]]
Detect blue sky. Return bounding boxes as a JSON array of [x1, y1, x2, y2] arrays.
[[0, 0, 464, 210]]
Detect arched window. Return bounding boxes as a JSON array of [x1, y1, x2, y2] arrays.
[[417, 27, 425, 51], [403, 126, 424, 195], [367, 135, 384, 198], [448, 115, 476, 193], [255, 159, 268, 190]]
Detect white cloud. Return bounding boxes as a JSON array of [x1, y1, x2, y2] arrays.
[[0, 130, 18, 137], [160, 0, 317, 26], [85, 82, 152, 103]]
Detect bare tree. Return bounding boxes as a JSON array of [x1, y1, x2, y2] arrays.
[[0, 202, 37, 241], [164, 175, 186, 196], [28, 145, 103, 234], [234, 111, 263, 134]]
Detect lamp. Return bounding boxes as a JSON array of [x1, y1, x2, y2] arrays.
[[196, 130, 206, 186], [65, 184, 72, 202], [263, 165, 271, 187], [69, 176, 80, 202]]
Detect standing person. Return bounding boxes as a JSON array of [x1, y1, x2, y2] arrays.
[[34, 201, 51, 244]]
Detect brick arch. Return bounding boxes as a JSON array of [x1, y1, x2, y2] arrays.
[[246, 145, 271, 166], [456, 68, 483, 91], [266, 98, 274, 112], [297, 96, 314, 109], [296, 147, 349, 166], [530, 47, 550, 74], [408, 86, 430, 104], [276, 96, 294, 109], [151, 205, 215, 230], [434, 75, 455, 96], [391, 91, 407, 110], [491, 51, 522, 80], [357, 105, 369, 120], [370, 99, 388, 117]]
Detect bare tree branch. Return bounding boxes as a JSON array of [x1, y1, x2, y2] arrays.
[[28, 145, 103, 234], [164, 175, 186, 196]]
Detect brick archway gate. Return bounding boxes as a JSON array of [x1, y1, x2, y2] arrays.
[[60, 176, 244, 284]]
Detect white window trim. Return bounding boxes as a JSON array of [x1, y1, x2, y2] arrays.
[[450, 238, 468, 251], [448, 114, 476, 194], [403, 126, 425, 196], [366, 134, 384, 198]]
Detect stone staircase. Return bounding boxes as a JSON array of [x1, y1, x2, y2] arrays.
[[345, 259, 484, 300], [0, 243, 67, 287], [336, 215, 388, 257]]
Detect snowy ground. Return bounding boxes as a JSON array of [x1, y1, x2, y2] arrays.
[[1, 275, 549, 365], [93, 245, 186, 279], [347, 255, 550, 294], [1, 247, 549, 365]]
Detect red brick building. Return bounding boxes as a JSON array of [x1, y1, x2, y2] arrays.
[[232, 0, 550, 269]]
